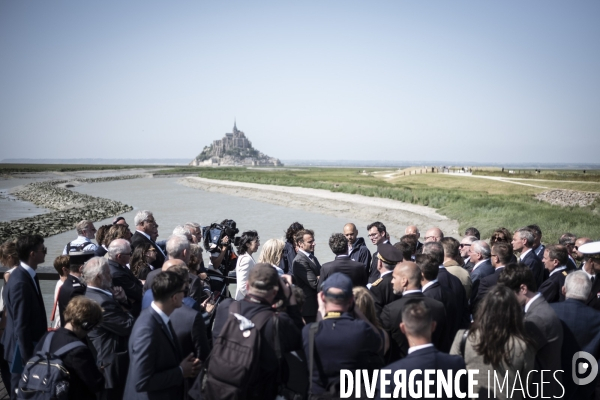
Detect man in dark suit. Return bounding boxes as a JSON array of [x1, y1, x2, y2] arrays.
[[559, 233, 578, 271], [57, 250, 94, 324], [551, 271, 600, 400], [459, 235, 477, 272], [83, 256, 135, 400], [369, 243, 403, 316], [1, 234, 48, 399], [417, 254, 458, 351], [366, 222, 389, 283], [108, 239, 143, 317], [512, 227, 545, 288], [343, 223, 372, 272], [470, 242, 513, 315], [539, 245, 568, 303], [381, 261, 447, 362], [292, 229, 321, 323], [422, 241, 469, 329], [167, 266, 210, 400], [467, 240, 494, 283], [124, 271, 200, 400], [499, 263, 563, 395], [380, 300, 466, 399], [319, 233, 367, 288], [580, 242, 600, 311], [130, 210, 166, 269]]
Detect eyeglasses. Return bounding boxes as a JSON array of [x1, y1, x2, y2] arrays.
[[367, 233, 380, 238], [459, 244, 471, 248], [144, 219, 158, 226], [39, 246, 47, 254], [491, 254, 498, 258], [425, 236, 439, 241]]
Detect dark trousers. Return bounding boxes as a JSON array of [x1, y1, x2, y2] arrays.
[[10, 372, 20, 400], [0, 346, 11, 396]]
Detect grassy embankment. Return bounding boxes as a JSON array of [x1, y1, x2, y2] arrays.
[[187, 167, 600, 241]]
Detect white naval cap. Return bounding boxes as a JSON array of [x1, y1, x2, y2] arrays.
[[579, 241, 600, 255]]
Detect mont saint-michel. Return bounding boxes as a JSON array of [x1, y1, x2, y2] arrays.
[[189, 122, 282, 167]]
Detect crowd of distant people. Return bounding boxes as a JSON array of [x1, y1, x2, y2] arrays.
[[1, 210, 600, 400]]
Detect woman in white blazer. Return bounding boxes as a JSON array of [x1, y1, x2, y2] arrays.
[[234, 231, 260, 300]]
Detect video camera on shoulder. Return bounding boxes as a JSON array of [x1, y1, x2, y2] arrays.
[[202, 219, 241, 252]]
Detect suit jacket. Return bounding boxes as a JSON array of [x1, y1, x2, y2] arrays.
[[381, 346, 466, 400], [85, 287, 134, 369], [58, 274, 86, 324], [368, 253, 381, 284], [124, 307, 184, 400], [586, 273, 600, 311], [521, 250, 545, 290], [566, 256, 577, 272], [471, 267, 503, 315], [470, 259, 494, 283], [170, 304, 210, 362], [109, 259, 143, 317], [292, 252, 321, 318], [278, 241, 297, 275], [539, 269, 567, 303], [131, 231, 166, 269], [318, 255, 367, 289], [1, 266, 47, 370], [422, 281, 458, 351], [524, 295, 563, 394], [380, 292, 447, 362], [369, 272, 400, 317], [437, 268, 469, 329], [551, 299, 600, 399], [443, 260, 472, 299]]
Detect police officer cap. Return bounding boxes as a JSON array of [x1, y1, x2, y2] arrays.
[[69, 250, 96, 267], [377, 243, 403, 265], [579, 241, 600, 255], [321, 273, 353, 299]]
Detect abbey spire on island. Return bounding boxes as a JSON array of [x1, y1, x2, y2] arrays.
[[189, 121, 283, 166]]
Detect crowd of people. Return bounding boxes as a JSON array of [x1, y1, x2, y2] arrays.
[[1, 211, 600, 400]]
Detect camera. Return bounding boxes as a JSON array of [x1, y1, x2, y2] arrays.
[[202, 219, 241, 251]]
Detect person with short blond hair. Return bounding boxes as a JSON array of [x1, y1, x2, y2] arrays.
[[258, 238, 285, 275]]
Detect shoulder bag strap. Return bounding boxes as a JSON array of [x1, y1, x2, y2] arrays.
[[41, 331, 55, 354], [54, 340, 86, 357], [308, 322, 319, 395], [460, 329, 469, 357]]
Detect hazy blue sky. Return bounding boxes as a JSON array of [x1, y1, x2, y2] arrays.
[[1, 1, 599, 164]]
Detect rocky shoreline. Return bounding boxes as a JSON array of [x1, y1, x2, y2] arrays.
[[535, 189, 600, 207], [0, 175, 142, 242]]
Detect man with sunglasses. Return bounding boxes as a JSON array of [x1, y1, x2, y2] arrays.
[[1, 234, 48, 399], [131, 210, 166, 269]]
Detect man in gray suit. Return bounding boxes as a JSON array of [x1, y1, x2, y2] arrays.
[[292, 229, 321, 323], [83, 257, 134, 400], [499, 263, 564, 395], [124, 271, 200, 400]]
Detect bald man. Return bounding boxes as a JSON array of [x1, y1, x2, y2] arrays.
[[343, 223, 372, 273], [380, 261, 448, 361], [424, 227, 444, 243], [405, 225, 423, 252]]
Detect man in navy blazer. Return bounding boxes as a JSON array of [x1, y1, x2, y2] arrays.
[[318, 233, 367, 288], [130, 210, 166, 269], [468, 241, 494, 283], [379, 300, 466, 399], [1, 234, 48, 398], [551, 271, 600, 400], [292, 229, 321, 323], [470, 243, 513, 315], [124, 271, 200, 400], [512, 227, 545, 289], [108, 239, 143, 317]]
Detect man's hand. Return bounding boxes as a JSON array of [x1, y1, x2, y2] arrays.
[[112, 286, 127, 302], [180, 353, 201, 378]]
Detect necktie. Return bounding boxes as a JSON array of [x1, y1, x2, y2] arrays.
[[592, 276, 595, 284], [33, 274, 41, 294], [167, 321, 182, 359]]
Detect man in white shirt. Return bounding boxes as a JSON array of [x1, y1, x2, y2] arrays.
[[63, 219, 98, 255]]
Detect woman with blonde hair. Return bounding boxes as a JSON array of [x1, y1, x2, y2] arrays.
[[352, 286, 389, 354], [258, 238, 285, 275]]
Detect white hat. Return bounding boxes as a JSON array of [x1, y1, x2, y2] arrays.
[[579, 241, 600, 255]]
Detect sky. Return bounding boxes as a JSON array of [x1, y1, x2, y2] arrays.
[[1, 1, 599, 164]]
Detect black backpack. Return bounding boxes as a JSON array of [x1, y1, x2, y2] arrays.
[[17, 331, 85, 400], [203, 300, 274, 400], [64, 241, 90, 255]]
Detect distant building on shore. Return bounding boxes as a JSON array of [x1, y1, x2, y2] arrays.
[[189, 122, 283, 167]]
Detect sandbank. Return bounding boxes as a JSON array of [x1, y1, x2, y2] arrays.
[[179, 177, 459, 238]]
